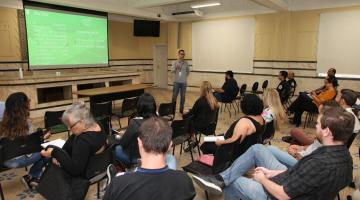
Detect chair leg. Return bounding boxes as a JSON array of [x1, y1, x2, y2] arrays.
[[180, 143, 183, 155], [0, 182, 5, 200], [205, 191, 209, 200], [97, 182, 100, 199], [188, 140, 194, 162], [231, 102, 237, 115], [172, 146, 175, 155], [225, 104, 231, 118], [337, 193, 340, 200]]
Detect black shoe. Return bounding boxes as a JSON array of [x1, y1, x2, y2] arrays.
[[192, 175, 225, 195], [29, 178, 39, 190], [106, 164, 118, 186], [184, 141, 199, 152], [282, 136, 293, 143], [21, 175, 32, 190]]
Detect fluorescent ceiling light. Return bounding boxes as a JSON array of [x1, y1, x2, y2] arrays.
[[191, 2, 221, 9]]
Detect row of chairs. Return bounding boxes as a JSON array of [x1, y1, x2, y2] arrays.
[[220, 80, 269, 117]]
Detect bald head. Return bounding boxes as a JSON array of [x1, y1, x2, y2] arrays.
[[288, 71, 295, 79]]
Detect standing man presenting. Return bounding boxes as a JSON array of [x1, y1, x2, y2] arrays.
[[172, 49, 190, 114]]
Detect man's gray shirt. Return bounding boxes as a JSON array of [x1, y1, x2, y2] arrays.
[[171, 60, 190, 83]]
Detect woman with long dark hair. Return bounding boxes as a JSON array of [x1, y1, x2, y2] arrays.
[[0, 92, 49, 190]]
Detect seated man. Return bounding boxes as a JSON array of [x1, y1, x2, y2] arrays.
[[213, 70, 239, 102], [193, 107, 354, 200], [104, 117, 195, 200], [287, 71, 297, 97], [276, 71, 291, 103]]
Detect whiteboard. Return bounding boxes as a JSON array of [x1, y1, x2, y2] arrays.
[[192, 17, 255, 73], [317, 10, 360, 77]]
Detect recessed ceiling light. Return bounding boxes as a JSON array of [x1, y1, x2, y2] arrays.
[[190, 2, 221, 9]]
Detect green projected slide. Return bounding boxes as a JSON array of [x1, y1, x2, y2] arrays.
[[25, 8, 108, 69]]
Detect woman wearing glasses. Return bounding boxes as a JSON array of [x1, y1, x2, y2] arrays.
[[41, 101, 107, 177]]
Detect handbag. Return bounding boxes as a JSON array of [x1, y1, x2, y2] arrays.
[[38, 163, 90, 200]]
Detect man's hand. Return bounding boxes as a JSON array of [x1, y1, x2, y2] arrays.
[[255, 167, 273, 178], [253, 170, 267, 183], [41, 148, 53, 158]]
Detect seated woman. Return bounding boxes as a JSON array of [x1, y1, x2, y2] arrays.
[[41, 102, 107, 178], [200, 94, 265, 161], [288, 76, 337, 127], [0, 92, 50, 190], [261, 89, 286, 143], [183, 81, 219, 148], [114, 93, 176, 169]]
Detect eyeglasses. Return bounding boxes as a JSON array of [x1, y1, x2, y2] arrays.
[[69, 120, 81, 129]]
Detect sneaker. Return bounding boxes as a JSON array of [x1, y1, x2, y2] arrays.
[[21, 175, 32, 190], [29, 178, 39, 189], [192, 175, 224, 195], [106, 164, 117, 186], [282, 136, 293, 143]]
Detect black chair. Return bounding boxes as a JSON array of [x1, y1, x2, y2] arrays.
[[255, 80, 268, 95], [195, 108, 219, 142], [0, 130, 44, 199], [219, 96, 237, 118], [303, 110, 318, 129], [91, 101, 112, 119], [44, 110, 69, 137], [96, 116, 112, 136], [246, 82, 259, 94], [85, 144, 114, 199], [235, 84, 247, 112], [113, 97, 139, 129], [183, 142, 236, 200], [171, 118, 195, 161], [158, 102, 176, 121]]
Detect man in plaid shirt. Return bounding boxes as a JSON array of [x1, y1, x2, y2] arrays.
[[193, 107, 354, 200]]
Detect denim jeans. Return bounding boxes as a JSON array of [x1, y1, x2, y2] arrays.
[[220, 144, 287, 200], [213, 92, 223, 102], [172, 82, 187, 113], [115, 145, 177, 170], [3, 152, 49, 179], [266, 146, 298, 168]]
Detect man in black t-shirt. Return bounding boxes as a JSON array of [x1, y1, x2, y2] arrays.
[[277, 71, 291, 103], [104, 117, 195, 200], [214, 70, 239, 102]]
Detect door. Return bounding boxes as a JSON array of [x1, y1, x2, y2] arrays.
[[153, 44, 168, 88]]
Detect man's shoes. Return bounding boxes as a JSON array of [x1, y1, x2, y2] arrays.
[[282, 136, 293, 143], [106, 164, 118, 186], [192, 175, 225, 195]]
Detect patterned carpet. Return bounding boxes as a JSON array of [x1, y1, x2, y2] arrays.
[[1, 87, 358, 199]]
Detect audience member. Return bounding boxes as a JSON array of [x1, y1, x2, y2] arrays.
[[41, 102, 107, 178], [200, 94, 265, 160], [193, 107, 354, 200], [0, 101, 5, 121], [0, 92, 50, 190], [104, 117, 196, 200], [171, 49, 190, 114], [183, 81, 219, 151], [268, 100, 340, 168], [114, 93, 176, 169], [287, 70, 297, 97], [276, 71, 291, 103], [213, 70, 239, 103], [287, 89, 360, 145], [288, 76, 337, 126], [261, 89, 286, 142]]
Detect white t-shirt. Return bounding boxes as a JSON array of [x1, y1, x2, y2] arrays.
[[346, 107, 360, 133]]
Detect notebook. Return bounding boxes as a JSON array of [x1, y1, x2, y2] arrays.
[[41, 139, 66, 149], [203, 136, 225, 142]]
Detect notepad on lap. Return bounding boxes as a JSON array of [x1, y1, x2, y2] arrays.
[[203, 136, 225, 142], [41, 139, 66, 148]]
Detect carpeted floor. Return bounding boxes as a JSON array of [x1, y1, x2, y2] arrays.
[[1, 87, 358, 199]]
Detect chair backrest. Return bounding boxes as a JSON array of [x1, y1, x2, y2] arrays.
[[0, 130, 43, 164], [212, 142, 236, 174], [346, 132, 358, 149], [252, 82, 259, 93], [90, 101, 112, 118], [262, 80, 269, 90], [171, 118, 192, 139], [44, 110, 65, 128], [239, 84, 247, 95], [158, 102, 176, 120], [85, 144, 114, 180], [121, 97, 139, 117], [96, 116, 111, 135]]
